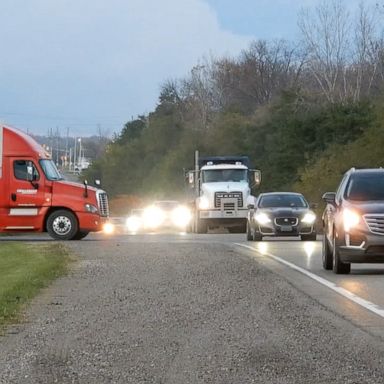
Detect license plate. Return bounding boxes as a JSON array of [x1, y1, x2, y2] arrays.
[[280, 225, 293, 232]]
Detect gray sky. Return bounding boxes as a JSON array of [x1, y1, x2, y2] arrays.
[[0, 0, 379, 136]]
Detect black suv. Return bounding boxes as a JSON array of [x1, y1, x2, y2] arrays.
[[322, 168, 384, 274]]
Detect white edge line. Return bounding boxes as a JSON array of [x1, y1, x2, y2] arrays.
[[235, 243, 384, 319]]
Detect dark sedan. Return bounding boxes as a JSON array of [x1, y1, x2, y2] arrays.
[[246, 192, 317, 241]]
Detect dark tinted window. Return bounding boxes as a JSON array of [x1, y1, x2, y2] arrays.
[[13, 160, 39, 181], [203, 169, 247, 182], [258, 194, 307, 208], [345, 173, 384, 201]]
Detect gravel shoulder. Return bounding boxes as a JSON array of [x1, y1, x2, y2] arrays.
[[1, 239, 384, 383]]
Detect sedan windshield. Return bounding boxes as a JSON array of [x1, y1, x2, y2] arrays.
[[39, 159, 64, 181], [258, 194, 307, 208], [345, 173, 384, 201], [203, 169, 247, 182]]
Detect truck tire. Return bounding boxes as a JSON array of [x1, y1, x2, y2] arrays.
[[73, 231, 89, 240], [196, 218, 208, 234], [46, 210, 79, 240]]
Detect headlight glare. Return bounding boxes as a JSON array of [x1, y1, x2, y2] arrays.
[[199, 196, 209, 210], [143, 206, 165, 229], [255, 213, 271, 225], [343, 209, 360, 232], [301, 212, 316, 224], [171, 206, 192, 228]]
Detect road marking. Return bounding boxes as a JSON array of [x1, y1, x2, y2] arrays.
[[235, 243, 384, 319]]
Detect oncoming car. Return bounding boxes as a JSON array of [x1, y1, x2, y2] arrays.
[[141, 200, 192, 232], [125, 209, 145, 233], [322, 168, 384, 274], [246, 192, 317, 241]]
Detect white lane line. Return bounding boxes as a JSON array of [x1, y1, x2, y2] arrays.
[[235, 243, 384, 319]]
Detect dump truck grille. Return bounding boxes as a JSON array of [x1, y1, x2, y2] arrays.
[[215, 192, 243, 209]]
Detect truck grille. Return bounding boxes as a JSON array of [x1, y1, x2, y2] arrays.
[[275, 217, 298, 226], [97, 191, 110, 217], [364, 215, 384, 235], [215, 192, 243, 209]]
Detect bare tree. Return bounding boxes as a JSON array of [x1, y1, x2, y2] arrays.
[[298, 0, 350, 103]]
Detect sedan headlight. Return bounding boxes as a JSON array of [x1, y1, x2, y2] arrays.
[[199, 196, 209, 210], [301, 212, 316, 224], [126, 216, 142, 232], [171, 206, 192, 228], [84, 203, 98, 214], [255, 212, 271, 225], [343, 209, 360, 232]]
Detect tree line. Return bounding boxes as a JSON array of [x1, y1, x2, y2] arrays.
[[85, 0, 384, 212]]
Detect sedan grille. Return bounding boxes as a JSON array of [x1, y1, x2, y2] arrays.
[[97, 191, 110, 217], [215, 192, 243, 209], [364, 215, 384, 235], [275, 217, 298, 226]]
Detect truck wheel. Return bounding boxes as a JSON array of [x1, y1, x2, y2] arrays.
[[73, 231, 89, 240], [332, 236, 351, 274], [246, 221, 253, 241], [47, 210, 78, 240], [322, 234, 333, 270], [196, 219, 208, 234]]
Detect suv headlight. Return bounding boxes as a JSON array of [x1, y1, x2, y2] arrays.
[[301, 212, 316, 224], [343, 209, 360, 232]]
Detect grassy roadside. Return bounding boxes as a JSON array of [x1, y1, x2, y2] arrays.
[[0, 242, 72, 330]]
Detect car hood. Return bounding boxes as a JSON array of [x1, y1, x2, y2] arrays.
[[258, 207, 310, 218], [344, 200, 384, 214]]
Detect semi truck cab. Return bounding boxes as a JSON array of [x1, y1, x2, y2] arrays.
[[0, 125, 109, 240]]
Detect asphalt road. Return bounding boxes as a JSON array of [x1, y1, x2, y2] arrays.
[[1, 232, 384, 383]]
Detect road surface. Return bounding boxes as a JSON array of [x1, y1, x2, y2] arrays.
[[1, 232, 384, 383]]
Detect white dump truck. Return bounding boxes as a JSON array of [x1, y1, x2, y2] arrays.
[[187, 151, 261, 233]]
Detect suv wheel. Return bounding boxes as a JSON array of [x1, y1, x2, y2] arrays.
[[322, 234, 333, 270], [332, 236, 351, 274]]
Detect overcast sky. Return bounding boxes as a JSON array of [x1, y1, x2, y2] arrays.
[[0, 0, 379, 136]]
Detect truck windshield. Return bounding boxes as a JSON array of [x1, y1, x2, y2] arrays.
[[203, 169, 247, 182], [258, 194, 308, 208], [39, 159, 64, 181], [345, 173, 384, 201]]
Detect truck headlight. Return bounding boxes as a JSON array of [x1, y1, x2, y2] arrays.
[[343, 209, 360, 232], [171, 206, 192, 228], [84, 203, 98, 214], [103, 222, 115, 235], [199, 196, 209, 210], [255, 213, 271, 225], [301, 212, 316, 224]]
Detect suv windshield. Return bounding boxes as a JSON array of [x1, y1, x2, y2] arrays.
[[39, 159, 64, 181], [203, 169, 247, 182], [345, 173, 384, 201], [258, 194, 307, 208]]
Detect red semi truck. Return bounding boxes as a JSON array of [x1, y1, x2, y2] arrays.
[[0, 124, 110, 240]]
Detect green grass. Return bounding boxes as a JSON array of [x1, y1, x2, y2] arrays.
[[0, 242, 71, 329]]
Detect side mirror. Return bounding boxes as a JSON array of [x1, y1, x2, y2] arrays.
[[322, 192, 336, 204], [251, 170, 261, 187], [188, 171, 195, 187], [247, 204, 255, 210], [26, 164, 34, 182], [94, 179, 101, 187]]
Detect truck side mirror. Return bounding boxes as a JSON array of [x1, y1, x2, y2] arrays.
[[251, 170, 261, 187], [95, 179, 101, 187], [26, 164, 34, 182], [188, 171, 195, 187]]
